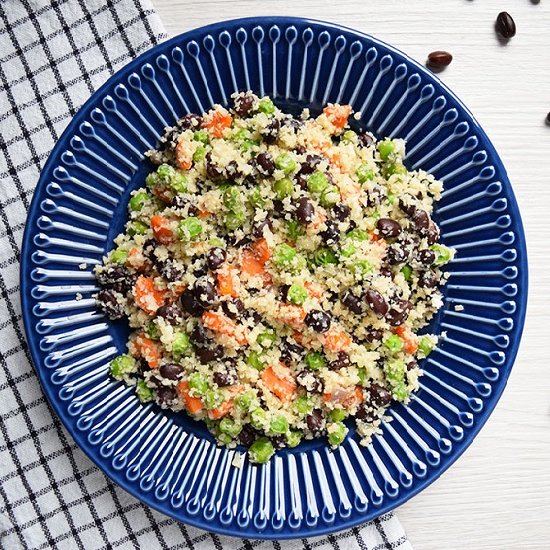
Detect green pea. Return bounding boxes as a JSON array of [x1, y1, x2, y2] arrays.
[[169, 171, 187, 193], [339, 242, 356, 258], [305, 351, 326, 370], [286, 219, 304, 240], [232, 128, 251, 142], [208, 238, 226, 248], [356, 163, 374, 183], [270, 415, 289, 434], [249, 437, 275, 463], [110, 354, 135, 378], [235, 391, 254, 410], [347, 228, 369, 241], [307, 170, 328, 193], [431, 244, 453, 265], [392, 381, 409, 402], [384, 334, 404, 353], [418, 336, 434, 357], [273, 243, 297, 267], [136, 379, 153, 402], [385, 360, 406, 385], [177, 218, 203, 240], [314, 247, 338, 266], [146, 321, 160, 341], [378, 139, 395, 161], [291, 254, 307, 273], [258, 97, 276, 114], [130, 191, 149, 211], [193, 129, 209, 144], [241, 139, 259, 152], [357, 367, 368, 386], [128, 220, 149, 236], [273, 177, 294, 199], [288, 284, 308, 305], [172, 331, 191, 357], [287, 430, 302, 448], [220, 417, 242, 437], [224, 210, 246, 230], [329, 407, 348, 422], [188, 372, 208, 395], [257, 331, 276, 348], [249, 188, 265, 208], [275, 153, 296, 175], [223, 186, 243, 209], [401, 265, 413, 281], [295, 395, 312, 415], [217, 432, 233, 445], [386, 192, 396, 205], [371, 209, 381, 220], [250, 408, 268, 430], [157, 163, 176, 181], [319, 185, 340, 207], [341, 130, 356, 143], [204, 388, 224, 409], [327, 422, 348, 446], [247, 351, 265, 371], [384, 162, 407, 177], [351, 259, 374, 277], [193, 145, 206, 163], [146, 172, 159, 189], [110, 248, 128, 264]]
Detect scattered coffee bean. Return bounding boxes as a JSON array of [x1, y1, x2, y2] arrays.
[[495, 11, 516, 39], [427, 51, 453, 69]]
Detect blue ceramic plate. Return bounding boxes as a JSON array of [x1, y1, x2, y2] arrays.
[[21, 17, 527, 539]]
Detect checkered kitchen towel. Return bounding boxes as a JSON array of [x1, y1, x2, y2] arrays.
[[0, 1, 412, 548]]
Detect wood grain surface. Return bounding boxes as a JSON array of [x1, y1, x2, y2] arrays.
[[150, 1, 550, 547]]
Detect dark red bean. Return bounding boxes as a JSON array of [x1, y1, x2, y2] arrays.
[[496, 11, 516, 39], [332, 203, 351, 221], [96, 264, 136, 294], [156, 303, 182, 324], [294, 145, 307, 154], [377, 218, 402, 238], [364, 327, 383, 343], [365, 289, 389, 317], [379, 265, 393, 278], [196, 345, 224, 364], [427, 222, 440, 245], [159, 363, 184, 380], [213, 369, 237, 387], [305, 310, 331, 333], [193, 278, 218, 309], [261, 118, 280, 143], [295, 197, 314, 225], [418, 271, 439, 288], [238, 424, 259, 446], [205, 152, 223, 180], [177, 113, 202, 129], [358, 132, 374, 148], [386, 244, 408, 265], [226, 160, 242, 180], [427, 51, 453, 69], [329, 351, 351, 370], [355, 403, 376, 422], [413, 209, 430, 236], [270, 434, 287, 449], [407, 360, 418, 371], [157, 259, 184, 282], [368, 383, 392, 407], [299, 154, 323, 175], [280, 336, 304, 364], [272, 199, 286, 218], [180, 289, 204, 316], [252, 218, 273, 238], [418, 249, 436, 265], [342, 291, 363, 314], [157, 386, 178, 406], [398, 197, 417, 217], [306, 409, 324, 433], [319, 219, 340, 244], [222, 298, 244, 319], [296, 370, 323, 393], [96, 289, 125, 319], [191, 323, 210, 344], [386, 300, 412, 326], [233, 94, 255, 117], [206, 247, 227, 270], [255, 152, 275, 176], [366, 185, 386, 207]]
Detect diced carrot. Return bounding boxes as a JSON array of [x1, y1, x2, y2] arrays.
[[304, 281, 322, 299], [151, 185, 172, 204], [394, 326, 418, 354], [329, 153, 345, 173], [202, 107, 232, 138], [134, 334, 161, 369], [202, 311, 247, 346], [322, 327, 352, 353], [323, 386, 363, 409], [177, 381, 203, 414], [277, 304, 306, 329], [323, 104, 352, 129], [240, 249, 266, 276], [126, 247, 146, 271], [292, 332, 303, 345], [217, 265, 238, 297], [175, 140, 192, 170], [261, 366, 297, 401], [151, 214, 174, 244], [208, 399, 233, 419], [198, 209, 210, 218], [250, 238, 272, 264], [133, 275, 167, 315]]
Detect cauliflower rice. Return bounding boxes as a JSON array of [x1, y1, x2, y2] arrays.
[[94, 92, 453, 463]]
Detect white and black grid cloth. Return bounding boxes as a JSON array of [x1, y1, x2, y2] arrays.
[[0, 1, 412, 548]]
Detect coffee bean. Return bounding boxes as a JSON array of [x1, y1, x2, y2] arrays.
[[496, 12, 516, 39], [427, 51, 453, 69], [546, 112, 550, 125]]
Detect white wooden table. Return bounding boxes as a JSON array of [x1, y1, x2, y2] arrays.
[[151, 1, 550, 547]]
